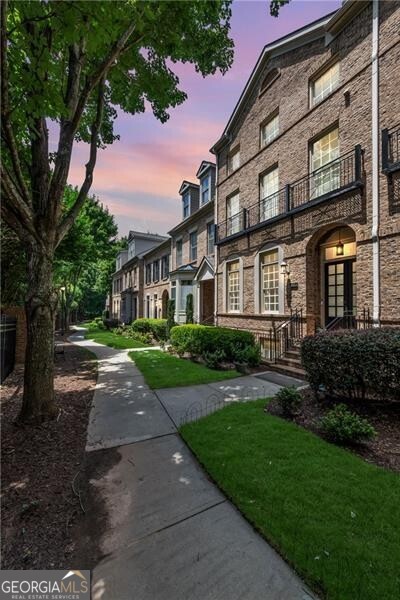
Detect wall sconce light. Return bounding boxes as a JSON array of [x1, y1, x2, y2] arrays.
[[280, 261, 290, 276], [336, 240, 344, 256]]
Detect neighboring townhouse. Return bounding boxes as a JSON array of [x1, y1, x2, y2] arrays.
[[143, 238, 171, 319], [111, 230, 168, 323], [211, 0, 400, 363], [169, 161, 216, 324]]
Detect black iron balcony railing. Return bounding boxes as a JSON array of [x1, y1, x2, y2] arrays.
[[216, 145, 363, 243], [382, 124, 400, 173]]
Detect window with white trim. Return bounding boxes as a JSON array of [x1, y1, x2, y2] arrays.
[[260, 249, 279, 312], [310, 62, 340, 106], [227, 192, 240, 236], [201, 174, 211, 204], [176, 239, 182, 266], [311, 127, 339, 198], [260, 167, 279, 221], [261, 113, 279, 147], [207, 222, 215, 255], [227, 260, 240, 312], [228, 148, 240, 174], [182, 192, 190, 219], [189, 231, 197, 261]]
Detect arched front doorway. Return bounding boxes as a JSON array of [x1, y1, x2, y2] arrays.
[[161, 289, 169, 319], [306, 225, 356, 329]]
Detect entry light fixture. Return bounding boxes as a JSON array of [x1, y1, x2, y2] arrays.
[[336, 240, 344, 256], [280, 261, 290, 276]]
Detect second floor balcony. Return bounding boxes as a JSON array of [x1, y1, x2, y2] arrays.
[[382, 125, 400, 173], [216, 145, 363, 243]]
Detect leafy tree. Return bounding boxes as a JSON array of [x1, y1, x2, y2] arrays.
[[1, 0, 234, 422], [166, 300, 176, 338], [270, 0, 290, 17]]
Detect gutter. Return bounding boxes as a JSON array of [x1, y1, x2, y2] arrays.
[[371, 0, 380, 325]]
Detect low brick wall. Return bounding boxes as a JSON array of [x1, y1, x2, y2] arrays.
[[1, 306, 26, 363]]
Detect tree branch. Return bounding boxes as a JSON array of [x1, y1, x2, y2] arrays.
[[1, 0, 32, 206], [56, 78, 105, 245]]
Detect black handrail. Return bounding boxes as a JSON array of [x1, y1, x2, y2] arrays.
[[325, 307, 372, 331], [216, 145, 363, 243], [382, 124, 400, 173], [270, 307, 303, 363]]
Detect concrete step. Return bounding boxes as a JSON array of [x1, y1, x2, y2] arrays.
[[285, 349, 301, 360], [277, 356, 303, 368], [263, 361, 306, 380]]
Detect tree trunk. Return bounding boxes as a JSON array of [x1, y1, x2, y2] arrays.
[[20, 246, 58, 422]]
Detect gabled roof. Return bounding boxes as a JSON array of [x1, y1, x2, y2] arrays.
[[194, 255, 215, 282], [128, 230, 168, 243], [210, 13, 333, 153], [179, 180, 199, 195], [196, 160, 216, 179]]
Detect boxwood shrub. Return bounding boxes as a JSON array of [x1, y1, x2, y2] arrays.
[[169, 324, 256, 363], [301, 328, 400, 401], [131, 318, 168, 341]]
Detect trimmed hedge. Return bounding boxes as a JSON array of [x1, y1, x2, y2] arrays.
[[131, 318, 168, 341], [301, 328, 400, 401], [170, 324, 256, 363]]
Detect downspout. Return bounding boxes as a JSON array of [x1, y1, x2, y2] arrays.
[[371, 0, 380, 325], [214, 152, 219, 326]]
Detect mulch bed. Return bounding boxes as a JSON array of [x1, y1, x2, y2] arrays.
[[267, 389, 400, 472], [1, 341, 97, 569]]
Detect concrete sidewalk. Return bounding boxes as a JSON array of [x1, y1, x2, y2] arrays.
[[71, 328, 316, 600]]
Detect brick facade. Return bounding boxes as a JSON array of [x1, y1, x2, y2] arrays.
[[213, 1, 400, 343], [143, 239, 171, 319]]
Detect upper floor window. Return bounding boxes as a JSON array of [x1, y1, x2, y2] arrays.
[[145, 264, 152, 285], [201, 174, 211, 205], [310, 127, 339, 198], [261, 113, 279, 147], [189, 231, 197, 261], [260, 167, 279, 221], [183, 192, 190, 219], [227, 192, 240, 236], [207, 222, 215, 255], [227, 260, 240, 312], [161, 254, 170, 279], [153, 260, 159, 282], [228, 148, 240, 174], [259, 67, 280, 95], [310, 61, 340, 107], [260, 249, 279, 313], [176, 239, 183, 266]]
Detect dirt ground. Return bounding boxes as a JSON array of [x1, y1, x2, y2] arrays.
[[1, 341, 97, 569], [267, 389, 400, 472]]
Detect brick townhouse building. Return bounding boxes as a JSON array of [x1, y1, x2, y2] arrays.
[[211, 0, 400, 362], [111, 230, 167, 322], [143, 237, 171, 319], [169, 161, 216, 324]]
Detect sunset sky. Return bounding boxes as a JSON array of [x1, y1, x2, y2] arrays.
[[67, 0, 341, 238]]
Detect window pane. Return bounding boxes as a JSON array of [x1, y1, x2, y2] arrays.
[[312, 62, 340, 105], [260, 169, 279, 221], [227, 261, 240, 311], [261, 114, 279, 147], [229, 150, 240, 173], [311, 128, 340, 198], [260, 250, 279, 312], [227, 193, 240, 236]]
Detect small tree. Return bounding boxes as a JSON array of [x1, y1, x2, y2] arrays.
[[186, 293, 194, 324], [166, 300, 176, 338]]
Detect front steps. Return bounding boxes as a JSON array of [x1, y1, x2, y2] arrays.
[[263, 346, 306, 380]]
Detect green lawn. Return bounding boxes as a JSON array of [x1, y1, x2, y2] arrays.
[[181, 400, 400, 600], [129, 349, 241, 389], [85, 326, 147, 349]]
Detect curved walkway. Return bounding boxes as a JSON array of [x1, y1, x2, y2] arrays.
[[71, 328, 316, 600]]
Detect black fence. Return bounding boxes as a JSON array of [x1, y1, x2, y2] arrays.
[[216, 145, 363, 243], [382, 124, 400, 173], [0, 315, 17, 383]]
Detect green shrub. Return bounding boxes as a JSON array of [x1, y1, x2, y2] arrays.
[[166, 300, 175, 338], [203, 349, 226, 369], [186, 293, 194, 324], [234, 344, 261, 367], [275, 386, 302, 417], [170, 324, 256, 363], [131, 318, 168, 341], [320, 404, 376, 444], [301, 328, 400, 401]]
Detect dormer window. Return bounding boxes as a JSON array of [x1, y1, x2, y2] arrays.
[[183, 192, 190, 219], [201, 174, 211, 205]]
